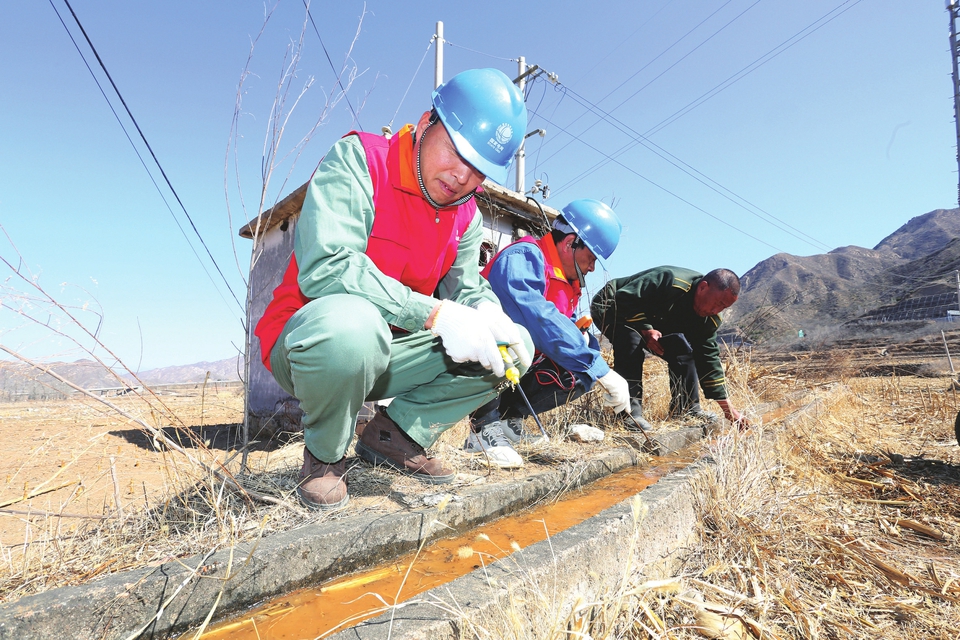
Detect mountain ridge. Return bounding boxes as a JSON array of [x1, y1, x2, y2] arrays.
[[727, 208, 960, 341]]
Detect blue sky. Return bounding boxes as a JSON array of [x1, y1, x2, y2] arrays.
[[0, 0, 955, 370]]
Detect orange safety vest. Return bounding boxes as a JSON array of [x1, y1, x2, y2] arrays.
[[481, 235, 580, 319]]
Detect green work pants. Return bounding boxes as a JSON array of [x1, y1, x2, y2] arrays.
[[270, 294, 532, 463]]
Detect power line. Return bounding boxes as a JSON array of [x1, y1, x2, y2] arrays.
[[568, 0, 678, 87], [644, 0, 866, 138], [540, 0, 861, 168], [443, 39, 516, 62], [52, 0, 244, 314], [388, 35, 435, 131], [532, 0, 866, 251], [302, 0, 363, 131], [535, 0, 747, 171], [530, 110, 786, 254], [599, 0, 752, 121], [49, 0, 243, 311], [549, 85, 833, 252]]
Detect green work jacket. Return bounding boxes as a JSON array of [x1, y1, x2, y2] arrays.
[[591, 266, 728, 400]]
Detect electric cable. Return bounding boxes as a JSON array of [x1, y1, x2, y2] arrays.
[[302, 0, 363, 131], [529, 0, 867, 251], [569, 0, 678, 87], [443, 40, 516, 62], [388, 36, 435, 131], [644, 0, 866, 138], [48, 0, 241, 316], [550, 85, 833, 252], [614, 0, 764, 131], [536, 0, 747, 169], [526, 80, 550, 187], [530, 110, 786, 253]]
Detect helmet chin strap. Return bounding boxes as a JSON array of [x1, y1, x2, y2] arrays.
[[572, 246, 587, 288], [415, 119, 477, 211]]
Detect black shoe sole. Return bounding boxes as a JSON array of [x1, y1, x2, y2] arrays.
[[355, 440, 455, 484]]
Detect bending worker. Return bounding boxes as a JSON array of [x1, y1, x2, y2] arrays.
[[464, 200, 631, 468], [255, 68, 534, 509], [591, 266, 750, 430]]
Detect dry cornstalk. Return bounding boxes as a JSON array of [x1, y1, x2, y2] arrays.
[[691, 607, 749, 640], [894, 518, 949, 541], [689, 577, 764, 607], [110, 456, 124, 520], [0, 479, 79, 509], [846, 545, 915, 586], [836, 475, 886, 489]]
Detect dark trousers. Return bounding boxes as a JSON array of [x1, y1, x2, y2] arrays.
[[471, 354, 588, 428], [609, 327, 701, 416]]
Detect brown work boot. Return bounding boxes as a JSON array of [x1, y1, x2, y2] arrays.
[[355, 410, 455, 484], [297, 448, 348, 510]]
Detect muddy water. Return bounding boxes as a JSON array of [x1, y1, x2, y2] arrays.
[[195, 458, 690, 639]]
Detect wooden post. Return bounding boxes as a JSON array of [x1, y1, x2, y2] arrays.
[[943, 330, 956, 375]]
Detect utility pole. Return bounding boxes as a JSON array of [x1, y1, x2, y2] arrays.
[[956, 269, 960, 311], [515, 57, 527, 194], [947, 1, 960, 205], [434, 21, 444, 89]]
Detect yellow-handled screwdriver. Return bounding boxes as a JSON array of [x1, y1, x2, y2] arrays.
[[497, 344, 520, 385], [497, 343, 549, 443]]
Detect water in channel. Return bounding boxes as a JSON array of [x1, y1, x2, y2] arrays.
[[195, 457, 690, 639]]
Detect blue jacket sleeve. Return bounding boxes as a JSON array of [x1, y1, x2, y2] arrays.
[[485, 243, 610, 387]]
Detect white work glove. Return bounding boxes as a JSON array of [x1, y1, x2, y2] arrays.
[[596, 370, 630, 414], [475, 301, 533, 369], [431, 301, 505, 376]]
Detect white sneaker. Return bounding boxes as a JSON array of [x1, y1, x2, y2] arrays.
[[464, 424, 524, 468], [501, 417, 546, 445]]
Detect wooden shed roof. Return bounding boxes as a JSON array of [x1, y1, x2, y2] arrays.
[[238, 179, 559, 240]]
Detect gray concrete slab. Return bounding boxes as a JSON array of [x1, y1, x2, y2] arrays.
[[327, 457, 713, 639], [0, 425, 706, 640]]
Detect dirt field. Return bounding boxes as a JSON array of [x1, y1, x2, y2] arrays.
[[0, 384, 247, 544]]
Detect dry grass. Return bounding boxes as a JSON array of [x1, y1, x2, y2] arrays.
[[11, 345, 960, 640], [676, 376, 960, 638], [450, 363, 960, 639], [0, 357, 666, 603]]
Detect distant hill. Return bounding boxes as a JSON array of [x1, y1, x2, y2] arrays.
[[0, 359, 123, 400], [0, 355, 243, 401], [728, 208, 960, 342], [873, 208, 960, 260], [124, 357, 243, 386]]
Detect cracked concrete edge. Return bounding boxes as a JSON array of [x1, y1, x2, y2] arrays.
[[0, 426, 697, 640], [327, 452, 721, 640], [328, 414, 797, 640]]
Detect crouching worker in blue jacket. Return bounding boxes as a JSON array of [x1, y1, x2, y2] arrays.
[[463, 199, 631, 468]]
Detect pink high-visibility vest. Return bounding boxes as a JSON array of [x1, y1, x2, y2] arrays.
[[255, 127, 476, 369]]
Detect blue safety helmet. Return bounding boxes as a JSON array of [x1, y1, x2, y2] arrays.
[[431, 68, 527, 185], [560, 199, 623, 266]]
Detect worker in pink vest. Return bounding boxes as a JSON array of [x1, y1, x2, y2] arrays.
[[255, 69, 533, 509], [463, 199, 631, 468]]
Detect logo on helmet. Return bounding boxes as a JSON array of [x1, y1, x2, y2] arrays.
[[495, 123, 514, 146], [488, 122, 513, 154]]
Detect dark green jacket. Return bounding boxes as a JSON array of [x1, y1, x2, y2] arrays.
[[590, 266, 728, 400]]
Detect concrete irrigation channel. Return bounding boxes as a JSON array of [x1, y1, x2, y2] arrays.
[[0, 407, 788, 640]]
